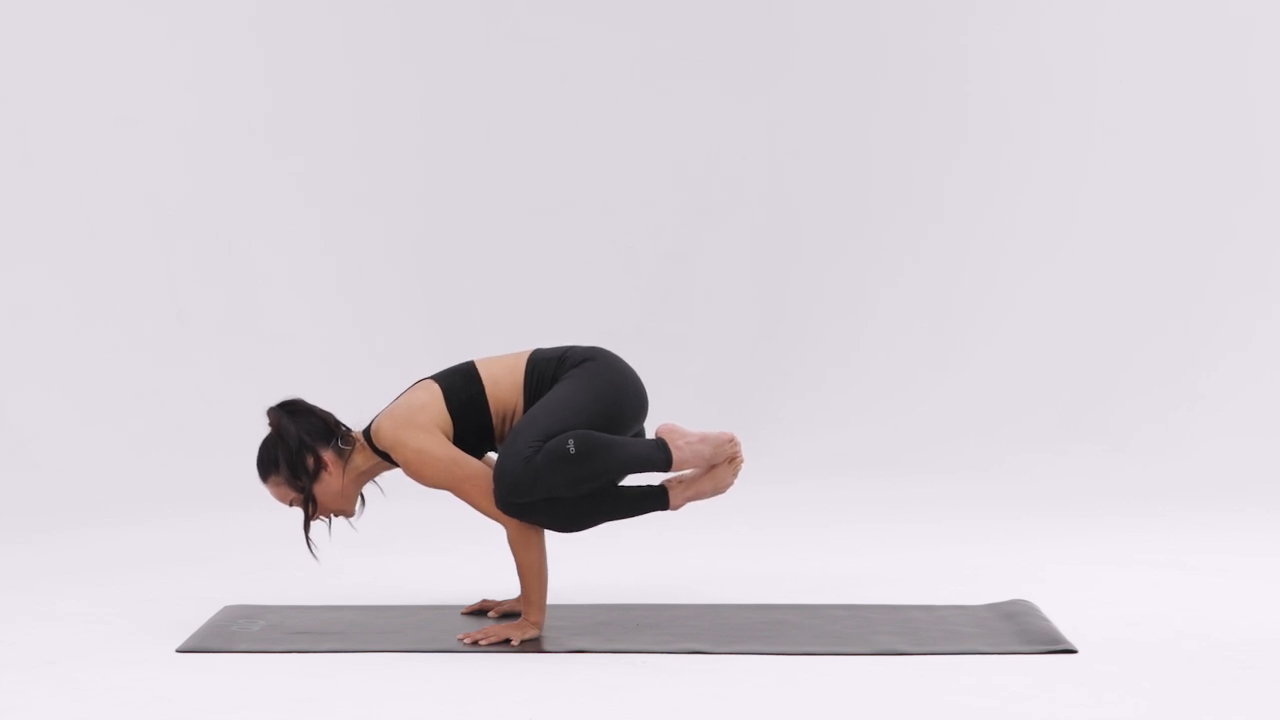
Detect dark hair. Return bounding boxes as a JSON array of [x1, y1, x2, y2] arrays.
[[256, 398, 377, 560]]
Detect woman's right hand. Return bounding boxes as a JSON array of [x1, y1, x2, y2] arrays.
[[462, 596, 522, 618]]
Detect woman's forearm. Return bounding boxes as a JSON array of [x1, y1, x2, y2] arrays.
[[483, 452, 545, 626], [505, 521, 548, 627]]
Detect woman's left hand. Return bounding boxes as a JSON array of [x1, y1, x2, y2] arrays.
[[457, 617, 542, 646]]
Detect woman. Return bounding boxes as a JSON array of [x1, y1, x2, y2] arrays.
[[256, 345, 744, 647]]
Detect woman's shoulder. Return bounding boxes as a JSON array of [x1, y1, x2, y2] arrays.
[[367, 380, 448, 442]]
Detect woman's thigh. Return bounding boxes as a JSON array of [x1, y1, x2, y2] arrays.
[[500, 347, 651, 457]]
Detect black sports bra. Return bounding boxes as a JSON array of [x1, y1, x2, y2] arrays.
[[361, 360, 498, 465]]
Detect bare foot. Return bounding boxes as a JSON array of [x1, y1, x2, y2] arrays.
[[664, 453, 743, 511], [656, 423, 740, 472], [661, 467, 707, 510]]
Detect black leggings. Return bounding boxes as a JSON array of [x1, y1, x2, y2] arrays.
[[491, 346, 675, 533]]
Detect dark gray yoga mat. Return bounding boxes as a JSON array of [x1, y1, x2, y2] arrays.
[[176, 599, 1076, 655]]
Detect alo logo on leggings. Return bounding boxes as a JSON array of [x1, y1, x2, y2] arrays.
[[567, 438, 576, 454]]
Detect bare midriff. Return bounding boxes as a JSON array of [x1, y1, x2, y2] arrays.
[[472, 349, 534, 447]]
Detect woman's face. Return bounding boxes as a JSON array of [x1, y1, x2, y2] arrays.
[[265, 452, 356, 521]]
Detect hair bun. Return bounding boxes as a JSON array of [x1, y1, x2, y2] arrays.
[[266, 405, 288, 432]]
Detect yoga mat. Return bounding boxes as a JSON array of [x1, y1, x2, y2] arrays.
[[175, 599, 1076, 655]]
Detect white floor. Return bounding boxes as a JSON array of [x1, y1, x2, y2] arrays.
[[4, 459, 1275, 720]]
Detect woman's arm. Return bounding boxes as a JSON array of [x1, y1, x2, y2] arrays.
[[477, 454, 546, 626], [504, 522, 547, 628], [391, 436, 547, 627]]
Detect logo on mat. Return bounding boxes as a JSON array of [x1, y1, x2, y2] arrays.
[[216, 619, 266, 632], [567, 438, 576, 454]]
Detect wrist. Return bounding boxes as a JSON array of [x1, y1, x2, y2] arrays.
[[520, 615, 544, 630]]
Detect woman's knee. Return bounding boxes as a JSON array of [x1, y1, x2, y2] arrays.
[[493, 478, 541, 524], [493, 489, 523, 520], [492, 453, 540, 504]]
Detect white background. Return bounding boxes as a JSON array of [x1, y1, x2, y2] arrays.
[[2, 1, 1276, 718]]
